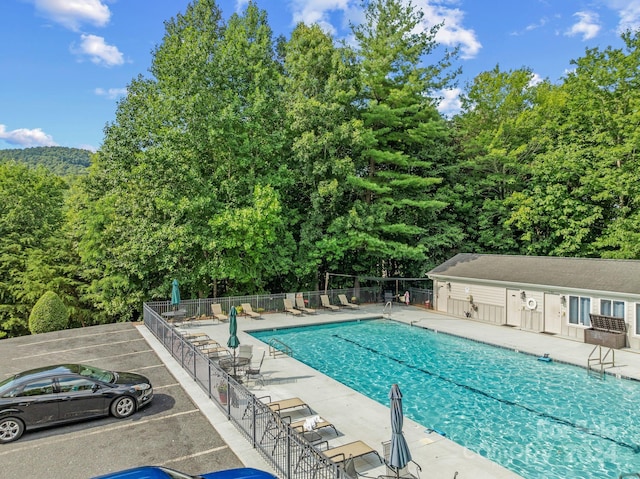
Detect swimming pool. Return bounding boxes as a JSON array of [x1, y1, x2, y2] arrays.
[[251, 319, 640, 479]]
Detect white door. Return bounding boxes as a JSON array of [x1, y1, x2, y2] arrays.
[[506, 289, 521, 326], [436, 283, 448, 313], [544, 293, 562, 334]]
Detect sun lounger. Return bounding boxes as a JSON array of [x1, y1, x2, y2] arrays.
[[241, 303, 261, 319], [320, 295, 340, 311], [211, 303, 229, 322], [283, 298, 302, 315], [295, 296, 317, 314], [289, 416, 337, 435], [322, 440, 381, 465], [266, 397, 311, 414], [338, 294, 359, 309]]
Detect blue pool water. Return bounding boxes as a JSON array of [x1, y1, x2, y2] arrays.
[[251, 320, 640, 479]]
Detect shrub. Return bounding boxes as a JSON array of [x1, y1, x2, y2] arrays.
[[28, 291, 69, 334]]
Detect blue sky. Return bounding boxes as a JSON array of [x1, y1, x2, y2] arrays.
[[1, 0, 638, 152]]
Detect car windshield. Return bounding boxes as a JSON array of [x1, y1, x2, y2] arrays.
[[0, 374, 18, 394], [71, 364, 115, 382]]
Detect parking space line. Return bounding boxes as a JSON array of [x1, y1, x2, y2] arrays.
[[15, 339, 148, 359], [159, 446, 230, 465], [0, 409, 200, 456], [81, 349, 156, 363], [152, 382, 180, 390], [14, 328, 138, 347]]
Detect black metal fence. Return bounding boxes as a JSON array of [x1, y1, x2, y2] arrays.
[[143, 303, 347, 479]]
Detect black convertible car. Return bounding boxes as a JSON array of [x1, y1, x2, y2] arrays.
[[0, 364, 153, 443]]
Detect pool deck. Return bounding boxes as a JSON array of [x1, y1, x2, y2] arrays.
[[140, 304, 640, 479]]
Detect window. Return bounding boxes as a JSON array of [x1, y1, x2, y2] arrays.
[[58, 376, 96, 393], [601, 299, 625, 318], [18, 379, 55, 397], [569, 296, 591, 326]]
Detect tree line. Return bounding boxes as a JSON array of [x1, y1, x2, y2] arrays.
[[2, 0, 640, 337]]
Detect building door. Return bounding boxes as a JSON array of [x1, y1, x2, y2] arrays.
[[506, 289, 521, 326], [436, 283, 448, 313], [544, 293, 562, 334]]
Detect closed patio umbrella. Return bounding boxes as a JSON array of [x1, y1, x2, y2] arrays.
[[389, 383, 411, 479], [227, 306, 240, 377], [171, 279, 181, 311]]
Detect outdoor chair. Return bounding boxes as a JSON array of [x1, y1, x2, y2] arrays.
[[211, 303, 229, 323], [264, 396, 312, 415], [296, 296, 317, 314], [244, 350, 266, 386], [338, 294, 359, 309], [288, 415, 338, 436], [238, 344, 254, 361], [283, 298, 302, 315], [241, 303, 261, 319], [320, 295, 340, 311], [380, 440, 422, 479], [318, 440, 382, 469]]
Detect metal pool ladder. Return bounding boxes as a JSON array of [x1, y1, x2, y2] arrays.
[[383, 301, 393, 317], [587, 345, 615, 378], [268, 338, 292, 358]]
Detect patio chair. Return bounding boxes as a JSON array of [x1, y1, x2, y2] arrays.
[[238, 344, 253, 361], [296, 296, 317, 314], [283, 298, 302, 315], [241, 303, 262, 319], [322, 440, 382, 465], [265, 396, 312, 414], [211, 303, 229, 323], [245, 350, 266, 386], [288, 415, 338, 436], [338, 294, 359, 309], [380, 440, 422, 479], [320, 295, 340, 311]]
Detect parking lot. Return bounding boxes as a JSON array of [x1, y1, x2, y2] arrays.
[[0, 322, 244, 478]]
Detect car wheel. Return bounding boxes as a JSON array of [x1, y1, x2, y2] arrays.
[[0, 417, 24, 443], [110, 396, 136, 418]]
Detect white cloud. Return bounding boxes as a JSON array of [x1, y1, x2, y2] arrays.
[[414, 2, 482, 59], [33, 0, 111, 31], [606, 0, 640, 33], [288, 1, 480, 58], [95, 87, 127, 99], [73, 34, 124, 67], [529, 73, 543, 87], [436, 87, 462, 117], [0, 124, 57, 147], [565, 11, 601, 41], [290, 0, 351, 35]]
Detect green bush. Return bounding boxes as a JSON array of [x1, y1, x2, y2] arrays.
[[28, 291, 69, 334]]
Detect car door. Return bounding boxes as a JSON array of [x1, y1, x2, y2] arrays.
[[56, 375, 109, 421], [12, 378, 59, 426]]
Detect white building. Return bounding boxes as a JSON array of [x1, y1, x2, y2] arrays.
[[428, 253, 640, 350]]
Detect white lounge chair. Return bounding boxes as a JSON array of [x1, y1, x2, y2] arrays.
[[338, 294, 359, 309]]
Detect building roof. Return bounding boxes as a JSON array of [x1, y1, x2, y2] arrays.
[[428, 253, 640, 296]]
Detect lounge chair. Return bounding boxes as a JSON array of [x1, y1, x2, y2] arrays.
[[211, 303, 229, 322], [288, 415, 338, 436], [283, 298, 302, 315], [296, 296, 317, 314], [320, 295, 340, 311], [338, 294, 359, 309], [381, 440, 422, 479], [266, 396, 311, 414], [322, 440, 382, 465], [241, 303, 261, 319]]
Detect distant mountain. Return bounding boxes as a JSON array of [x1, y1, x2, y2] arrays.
[[0, 146, 92, 176]]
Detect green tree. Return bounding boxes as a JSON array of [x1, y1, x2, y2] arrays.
[[345, 0, 460, 277], [0, 162, 68, 337], [282, 23, 362, 288], [28, 290, 69, 334], [453, 66, 543, 254], [506, 32, 640, 257]]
